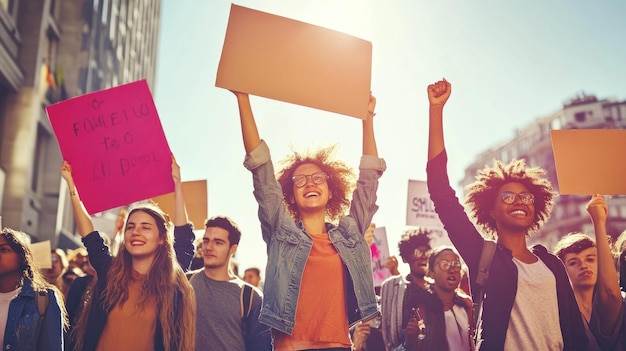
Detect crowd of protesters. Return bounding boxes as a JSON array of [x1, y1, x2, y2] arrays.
[[1, 79, 625, 350]]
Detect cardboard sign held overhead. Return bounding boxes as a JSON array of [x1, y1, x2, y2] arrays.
[[551, 129, 626, 195], [151, 180, 208, 229], [46, 80, 174, 214], [216, 4, 372, 119]]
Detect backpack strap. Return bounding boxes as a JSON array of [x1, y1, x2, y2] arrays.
[[472, 240, 496, 326], [240, 284, 254, 342], [240, 284, 254, 318], [35, 290, 50, 345]]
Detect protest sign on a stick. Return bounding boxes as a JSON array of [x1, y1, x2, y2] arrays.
[[216, 4, 372, 119], [47, 80, 173, 214]]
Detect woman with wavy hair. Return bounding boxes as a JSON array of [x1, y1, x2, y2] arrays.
[[0, 228, 68, 350], [233, 91, 385, 350], [61, 158, 196, 351]]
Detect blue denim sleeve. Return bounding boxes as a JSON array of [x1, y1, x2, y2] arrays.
[[243, 140, 291, 243], [348, 155, 386, 235], [174, 223, 196, 272], [39, 289, 64, 350]]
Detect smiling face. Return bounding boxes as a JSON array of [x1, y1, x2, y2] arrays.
[[429, 249, 462, 293], [124, 210, 164, 260], [291, 163, 331, 215], [563, 247, 598, 290], [202, 227, 237, 270], [490, 182, 535, 234]]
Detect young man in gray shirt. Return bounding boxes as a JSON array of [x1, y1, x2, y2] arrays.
[[187, 216, 272, 351]]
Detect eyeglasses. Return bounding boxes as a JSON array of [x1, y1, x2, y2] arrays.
[[500, 191, 534, 205], [292, 172, 329, 188], [413, 248, 432, 259], [51, 256, 60, 263], [436, 259, 462, 272]]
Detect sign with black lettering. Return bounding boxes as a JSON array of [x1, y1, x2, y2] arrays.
[[46, 80, 173, 214]]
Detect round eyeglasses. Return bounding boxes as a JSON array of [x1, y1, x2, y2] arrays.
[[500, 191, 534, 205], [436, 259, 462, 272], [292, 172, 329, 188]]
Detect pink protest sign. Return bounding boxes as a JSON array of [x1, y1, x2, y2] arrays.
[[46, 80, 173, 214]]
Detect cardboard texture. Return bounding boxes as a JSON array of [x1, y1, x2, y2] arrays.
[[216, 4, 372, 119], [406, 179, 445, 228], [46, 80, 174, 214], [31, 240, 52, 270], [151, 180, 208, 229], [550, 129, 626, 195]]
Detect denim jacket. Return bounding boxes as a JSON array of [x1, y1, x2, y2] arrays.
[[3, 279, 64, 351], [243, 140, 386, 335]]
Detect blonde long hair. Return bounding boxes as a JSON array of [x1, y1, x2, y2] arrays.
[[72, 204, 195, 351]]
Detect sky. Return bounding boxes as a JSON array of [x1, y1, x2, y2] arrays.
[[154, 0, 626, 277]]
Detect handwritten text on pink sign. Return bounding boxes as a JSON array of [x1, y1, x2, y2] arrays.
[[46, 80, 173, 214]]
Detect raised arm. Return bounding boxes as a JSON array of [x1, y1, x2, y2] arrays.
[[427, 78, 451, 161], [171, 155, 189, 226], [60, 161, 94, 236], [233, 91, 262, 154], [362, 93, 378, 157], [586, 194, 622, 334]]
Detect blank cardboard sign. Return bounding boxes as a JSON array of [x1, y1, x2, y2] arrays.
[[216, 4, 372, 119], [151, 180, 208, 229], [550, 129, 626, 195]]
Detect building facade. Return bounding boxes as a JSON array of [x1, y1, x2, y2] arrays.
[[460, 94, 626, 249], [0, 0, 161, 248]]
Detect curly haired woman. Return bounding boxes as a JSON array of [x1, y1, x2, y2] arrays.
[[233, 91, 385, 351]]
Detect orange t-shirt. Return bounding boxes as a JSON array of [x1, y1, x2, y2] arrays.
[[96, 271, 157, 351], [273, 232, 351, 351]]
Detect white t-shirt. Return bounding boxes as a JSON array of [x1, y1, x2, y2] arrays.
[[504, 257, 564, 350], [444, 304, 471, 351], [0, 287, 22, 347]]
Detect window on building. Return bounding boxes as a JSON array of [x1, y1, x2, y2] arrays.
[[574, 111, 586, 122]]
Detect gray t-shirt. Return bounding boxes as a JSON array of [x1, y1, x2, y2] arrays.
[[190, 272, 269, 351]]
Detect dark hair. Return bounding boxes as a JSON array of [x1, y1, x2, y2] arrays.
[[464, 158, 556, 238], [245, 267, 261, 276], [554, 232, 595, 261], [398, 228, 432, 262], [0, 228, 69, 329], [205, 216, 241, 246], [276, 145, 355, 222], [428, 245, 462, 273]]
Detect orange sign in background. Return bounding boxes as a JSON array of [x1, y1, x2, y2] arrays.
[[551, 129, 626, 195], [216, 4, 372, 119], [151, 180, 208, 229]]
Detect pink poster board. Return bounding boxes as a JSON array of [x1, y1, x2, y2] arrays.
[[216, 4, 372, 119], [371, 226, 392, 287], [46, 80, 173, 214], [551, 129, 626, 195]]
